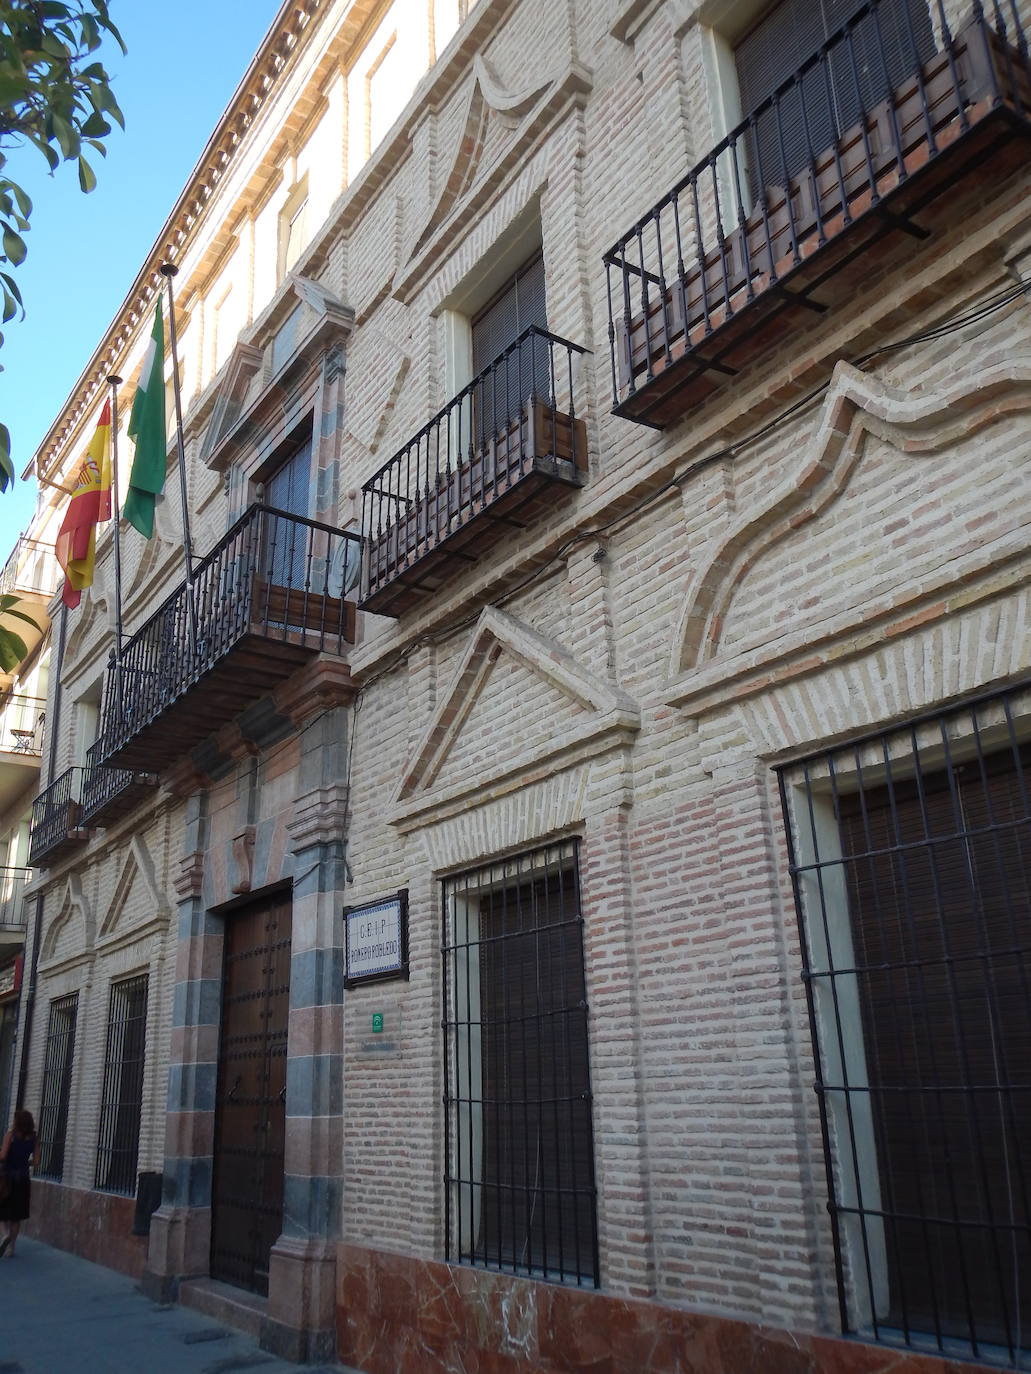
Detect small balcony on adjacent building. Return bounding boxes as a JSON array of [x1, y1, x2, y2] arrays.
[[28, 768, 87, 867], [359, 327, 588, 617], [0, 866, 31, 946], [604, 0, 1031, 428], [0, 694, 45, 811], [97, 503, 361, 774], [0, 536, 55, 679]]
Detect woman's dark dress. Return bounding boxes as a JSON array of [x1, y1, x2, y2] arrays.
[[0, 1132, 35, 1222]]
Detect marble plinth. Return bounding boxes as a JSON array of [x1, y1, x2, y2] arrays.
[[336, 1244, 995, 1374]]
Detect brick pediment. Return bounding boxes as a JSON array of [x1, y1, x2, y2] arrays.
[[391, 606, 638, 829]]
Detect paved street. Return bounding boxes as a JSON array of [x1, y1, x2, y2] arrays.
[[0, 1239, 349, 1374]]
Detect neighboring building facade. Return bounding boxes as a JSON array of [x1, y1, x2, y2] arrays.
[[12, 0, 1031, 1369], [0, 528, 57, 1134]]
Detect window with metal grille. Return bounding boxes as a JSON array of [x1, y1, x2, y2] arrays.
[[94, 973, 148, 1194], [36, 993, 78, 1181], [442, 839, 598, 1284], [778, 684, 1031, 1367], [735, 0, 935, 199]]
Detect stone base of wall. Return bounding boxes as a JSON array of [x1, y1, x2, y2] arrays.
[[336, 1244, 988, 1374], [25, 1180, 147, 1279]]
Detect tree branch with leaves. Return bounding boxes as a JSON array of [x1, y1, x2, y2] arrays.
[[0, 0, 124, 491]]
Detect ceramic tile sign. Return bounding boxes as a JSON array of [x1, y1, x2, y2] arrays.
[[344, 890, 409, 987]]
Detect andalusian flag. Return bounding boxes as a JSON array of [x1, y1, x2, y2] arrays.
[[55, 401, 113, 609], [124, 300, 166, 538]]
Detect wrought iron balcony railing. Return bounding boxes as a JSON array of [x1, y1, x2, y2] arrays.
[[0, 694, 45, 758], [360, 326, 588, 617], [0, 534, 58, 599], [29, 768, 86, 867], [0, 866, 31, 935], [604, 0, 1031, 427], [98, 503, 361, 772], [79, 737, 157, 830]]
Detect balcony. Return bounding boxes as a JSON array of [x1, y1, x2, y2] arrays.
[[0, 866, 30, 944], [360, 327, 588, 617], [604, 0, 1031, 428], [0, 536, 55, 675], [28, 768, 87, 867], [98, 503, 360, 773], [78, 738, 157, 829], [0, 694, 44, 810]]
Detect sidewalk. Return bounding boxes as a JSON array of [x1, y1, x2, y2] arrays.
[[0, 1239, 351, 1373]]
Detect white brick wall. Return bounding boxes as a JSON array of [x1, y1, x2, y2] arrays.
[[17, 0, 1031, 1345]]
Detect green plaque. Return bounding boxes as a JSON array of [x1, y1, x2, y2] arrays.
[[371, 1012, 384, 1033]]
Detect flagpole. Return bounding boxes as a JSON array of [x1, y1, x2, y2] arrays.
[[107, 375, 126, 725], [159, 262, 198, 650], [106, 376, 126, 655]]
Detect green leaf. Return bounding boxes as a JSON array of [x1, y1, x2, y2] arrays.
[[40, 33, 71, 61], [0, 595, 42, 629], [90, 81, 123, 129], [50, 111, 78, 160], [9, 185, 31, 219], [80, 110, 109, 138], [77, 153, 95, 192], [27, 132, 60, 171], [0, 422, 11, 493], [0, 626, 28, 672], [2, 224, 26, 265]]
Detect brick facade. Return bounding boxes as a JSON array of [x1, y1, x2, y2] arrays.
[[14, 0, 1031, 1368]]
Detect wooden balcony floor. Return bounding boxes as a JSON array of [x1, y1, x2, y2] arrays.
[[362, 402, 587, 618], [614, 32, 1031, 428], [103, 594, 354, 773]]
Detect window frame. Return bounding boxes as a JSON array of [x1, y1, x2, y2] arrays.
[[441, 838, 599, 1286], [94, 972, 149, 1196], [777, 682, 1031, 1364], [36, 992, 79, 1182]]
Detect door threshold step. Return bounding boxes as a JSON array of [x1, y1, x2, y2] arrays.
[[178, 1275, 266, 1342]]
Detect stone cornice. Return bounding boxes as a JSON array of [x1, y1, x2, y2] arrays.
[[30, 0, 524, 485], [32, 0, 330, 482]]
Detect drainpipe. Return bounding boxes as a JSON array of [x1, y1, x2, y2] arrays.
[[15, 603, 68, 1111]]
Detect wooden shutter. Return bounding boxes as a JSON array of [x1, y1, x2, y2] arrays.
[[262, 435, 313, 590], [837, 747, 1031, 1346], [264, 434, 312, 518], [735, 0, 935, 197], [471, 253, 547, 375]]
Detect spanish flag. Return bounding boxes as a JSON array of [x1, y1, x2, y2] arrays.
[[55, 401, 113, 609]]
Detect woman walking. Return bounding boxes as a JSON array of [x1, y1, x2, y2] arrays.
[[0, 1110, 37, 1257]]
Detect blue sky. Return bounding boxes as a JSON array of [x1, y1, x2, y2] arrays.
[[0, 0, 285, 544]]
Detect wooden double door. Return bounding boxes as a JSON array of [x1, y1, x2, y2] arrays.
[[210, 890, 292, 1295]]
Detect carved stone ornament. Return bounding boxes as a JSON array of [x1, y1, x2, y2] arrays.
[[231, 826, 256, 895]]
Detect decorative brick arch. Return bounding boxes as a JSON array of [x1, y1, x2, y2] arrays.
[[667, 354, 1031, 702]]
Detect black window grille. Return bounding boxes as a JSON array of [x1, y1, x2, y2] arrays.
[[94, 973, 148, 1194], [36, 993, 78, 1181], [777, 683, 1031, 1367], [442, 838, 599, 1284]]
